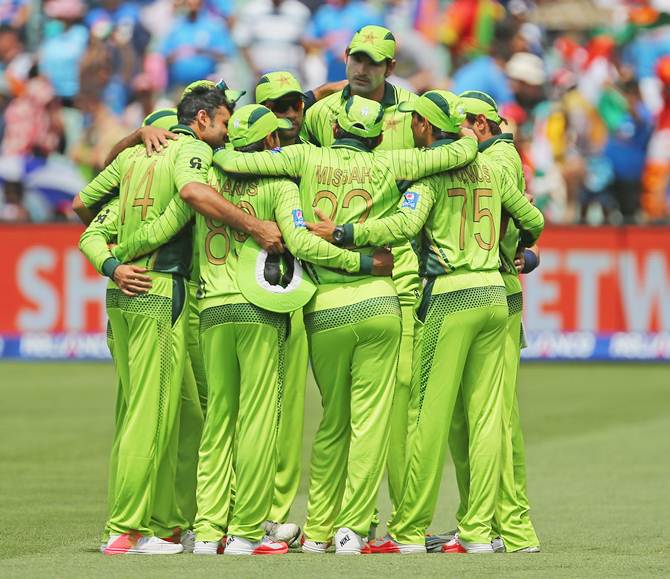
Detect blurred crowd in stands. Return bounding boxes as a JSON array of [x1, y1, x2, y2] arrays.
[[2, 0, 670, 225]]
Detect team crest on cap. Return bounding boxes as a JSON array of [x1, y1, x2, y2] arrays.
[[233, 119, 240, 128]]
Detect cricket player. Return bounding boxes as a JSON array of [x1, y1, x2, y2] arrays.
[[111, 103, 392, 555], [216, 95, 479, 554], [444, 91, 541, 553], [307, 90, 545, 554], [302, 24, 422, 522], [74, 85, 281, 555]]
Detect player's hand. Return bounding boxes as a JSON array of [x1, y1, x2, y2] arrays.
[[459, 126, 477, 140], [371, 248, 394, 276], [514, 247, 526, 273], [525, 191, 535, 204], [139, 126, 178, 156], [305, 208, 336, 242], [253, 220, 284, 254], [112, 265, 153, 297]]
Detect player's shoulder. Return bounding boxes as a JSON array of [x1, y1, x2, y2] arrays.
[[307, 91, 344, 119], [391, 84, 418, 105]]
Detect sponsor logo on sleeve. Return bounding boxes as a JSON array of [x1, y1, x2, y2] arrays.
[[402, 191, 420, 210], [292, 209, 305, 228]]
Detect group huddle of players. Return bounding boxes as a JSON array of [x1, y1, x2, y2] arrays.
[[73, 25, 544, 556]]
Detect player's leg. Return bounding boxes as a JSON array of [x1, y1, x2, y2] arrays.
[[193, 311, 239, 549], [105, 275, 186, 554], [334, 310, 401, 544], [267, 309, 308, 533], [186, 281, 208, 413], [448, 390, 470, 524], [302, 322, 355, 545], [456, 301, 507, 547], [388, 298, 480, 546], [386, 305, 416, 516]]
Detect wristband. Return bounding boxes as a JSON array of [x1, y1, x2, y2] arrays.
[[102, 257, 122, 279], [521, 249, 539, 274]]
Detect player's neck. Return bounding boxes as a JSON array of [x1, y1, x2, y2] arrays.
[[352, 83, 386, 104]]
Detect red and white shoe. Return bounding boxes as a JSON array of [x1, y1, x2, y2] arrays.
[[103, 533, 184, 555], [224, 535, 288, 555], [300, 534, 330, 554], [368, 535, 426, 554], [334, 527, 371, 555], [442, 534, 494, 554]]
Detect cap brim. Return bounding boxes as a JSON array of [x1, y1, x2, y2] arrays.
[[276, 118, 294, 130], [237, 238, 316, 313], [398, 101, 417, 113], [348, 47, 387, 63], [224, 89, 246, 104]]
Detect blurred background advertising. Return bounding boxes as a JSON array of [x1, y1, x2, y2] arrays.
[[0, 0, 668, 360]]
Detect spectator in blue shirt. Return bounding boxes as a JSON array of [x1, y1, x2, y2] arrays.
[[160, 0, 234, 89], [306, 0, 383, 82], [38, 0, 89, 103]]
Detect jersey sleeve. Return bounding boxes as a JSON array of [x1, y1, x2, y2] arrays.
[[79, 157, 121, 208], [112, 195, 195, 262], [497, 169, 544, 245], [387, 136, 477, 181], [301, 105, 321, 145], [174, 139, 213, 190], [78, 198, 120, 275], [351, 181, 436, 247], [272, 180, 369, 273], [214, 145, 307, 179]]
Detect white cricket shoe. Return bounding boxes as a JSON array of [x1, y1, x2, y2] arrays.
[[300, 534, 330, 554], [224, 535, 288, 555], [368, 534, 426, 554], [334, 527, 370, 555], [491, 536, 506, 553], [263, 520, 301, 546], [193, 541, 221, 555], [103, 533, 184, 555], [442, 533, 494, 554], [425, 529, 457, 552]]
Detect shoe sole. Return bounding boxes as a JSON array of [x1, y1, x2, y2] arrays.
[[104, 548, 183, 555]]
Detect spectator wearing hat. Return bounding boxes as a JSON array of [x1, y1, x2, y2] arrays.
[[38, 0, 88, 104]]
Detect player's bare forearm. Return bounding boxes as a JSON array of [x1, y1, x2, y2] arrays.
[[180, 181, 283, 253], [73, 193, 96, 225]]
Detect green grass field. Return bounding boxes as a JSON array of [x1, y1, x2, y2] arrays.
[[1, 362, 668, 578]]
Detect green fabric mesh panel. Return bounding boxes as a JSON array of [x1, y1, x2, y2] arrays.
[[507, 292, 523, 317], [199, 303, 289, 433], [303, 296, 401, 334], [417, 285, 507, 421]]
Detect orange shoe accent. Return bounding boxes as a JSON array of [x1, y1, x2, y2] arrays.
[[368, 539, 400, 554], [442, 541, 467, 554], [103, 533, 140, 555], [253, 541, 288, 555], [217, 537, 226, 554]]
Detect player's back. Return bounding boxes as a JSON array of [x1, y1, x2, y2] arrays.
[[418, 152, 506, 278], [195, 168, 295, 305], [115, 136, 201, 277]]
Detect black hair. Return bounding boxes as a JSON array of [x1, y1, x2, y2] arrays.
[[333, 125, 383, 150], [412, 112, 458, 141], [235, 131, 279, 153], [465, 112, 502, 135], [177, 86, 232, 125]]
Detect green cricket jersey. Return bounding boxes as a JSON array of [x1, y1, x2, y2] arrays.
[[79, 198, 119, 274], [348, 141, 544, 292], [302, 83, 417, 150], [302, 82, 420, 304], [111, 167, 369, 309], [480, 133, 525, 295], [79, 127, 212, 277], [215, 136, 478, 289]]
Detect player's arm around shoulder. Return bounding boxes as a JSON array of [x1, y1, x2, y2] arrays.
[[74, 155, 124, 224], [79, 198, 120, 275]]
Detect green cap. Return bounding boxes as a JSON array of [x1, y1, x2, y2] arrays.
[[337, 95, 384, 138], [347, 25, 396, 63], [142, 108, 178, 130], [228, 104, 292, 148], [398, 90, 466, 133], [255, 71, 305, 104], [459, 90, 503, 124], [181, 78, 246, 105], [237, 238, 316, 313]]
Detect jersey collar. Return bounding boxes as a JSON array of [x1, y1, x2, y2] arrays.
[[332, 137, 372, 152], [429, 137, 456, 149], [478, 132, 514, 153], [171, 124, 198, 138], [341, 81, 396, 109]]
